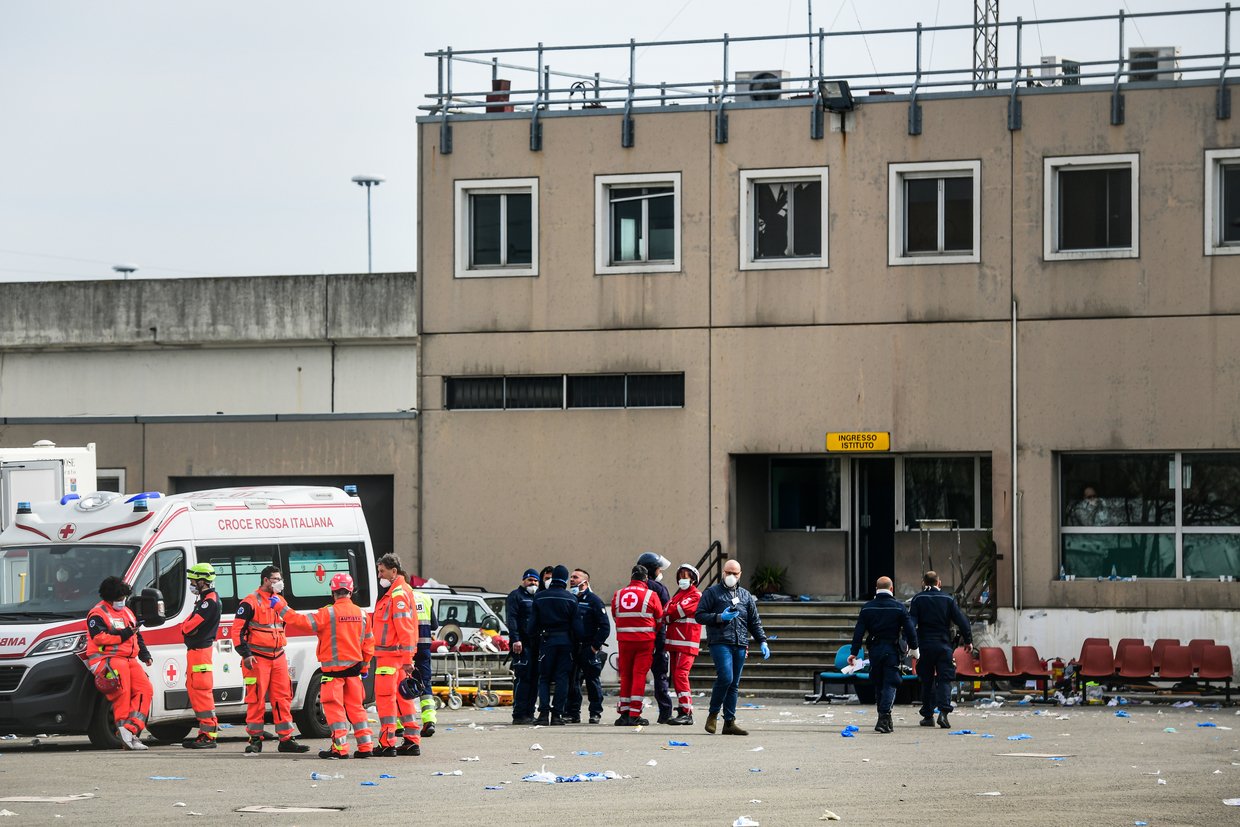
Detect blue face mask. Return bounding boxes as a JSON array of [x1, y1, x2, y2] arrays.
[[112, 600, 127, 611], [569, 586, 580, 595]]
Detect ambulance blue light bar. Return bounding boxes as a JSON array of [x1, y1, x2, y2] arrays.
[[125, 492, 163, 503], [16, 502, 32, 514], [344, 485, 359, 497], [60, 494, 81, 505]]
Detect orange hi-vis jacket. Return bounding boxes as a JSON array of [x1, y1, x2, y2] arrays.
[[611, 579, 664, 643], [232, 590, 291, 659], [86, 600, 140, 670], [287, 596, 375, 672], [373, 577, 417, 659]]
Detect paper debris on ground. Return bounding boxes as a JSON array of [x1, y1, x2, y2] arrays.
[[1157, 779, 1167, 785], [997, 753, 1074, 758], [0, 812, 16, 818], [236, 806, 346, 814], [529, 743, 543, 750], [431, 770, 464, 777], [521, 766, 621, 784], [460, 756, 481, 761], [819, 811, 841, 821], [0, 795, 94, 804], [976, 792, 1002, 796], [1223, 799, 1240, 806], [733, 817, 759, 826], [646, 760, 657, 766], [750, 746, 764, 751]]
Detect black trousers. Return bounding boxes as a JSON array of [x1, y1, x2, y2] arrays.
[[567, 645, 604, 718]]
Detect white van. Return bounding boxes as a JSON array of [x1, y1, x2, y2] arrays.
[[0, 485, 377, 748]]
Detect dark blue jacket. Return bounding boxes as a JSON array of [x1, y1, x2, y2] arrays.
[[850, 592, 917, 657], [572, 589, 610, 650], [695, 583, 767, 648], [908, 588, 972, 645], [527, 586, 578, 645], [506, 586, 535, 645], [646, 578, 670, 646]]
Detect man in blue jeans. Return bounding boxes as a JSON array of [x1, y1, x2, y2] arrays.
[[694, 558, 769, 735]]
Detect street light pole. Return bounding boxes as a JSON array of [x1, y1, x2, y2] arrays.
[[351, 175, 385, 273]]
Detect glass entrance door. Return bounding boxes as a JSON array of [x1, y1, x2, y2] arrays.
[[851, 458, 895, 600]]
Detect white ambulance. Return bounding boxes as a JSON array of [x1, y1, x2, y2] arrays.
[[0, 485, 377, 748]]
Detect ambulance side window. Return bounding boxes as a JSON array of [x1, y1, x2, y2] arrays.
[[200, 546, 278, 615], [282, 543, 370, 610], [134, 548, 186, 617]]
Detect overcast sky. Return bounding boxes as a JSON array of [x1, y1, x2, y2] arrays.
[[0, 1, 1223, 282]]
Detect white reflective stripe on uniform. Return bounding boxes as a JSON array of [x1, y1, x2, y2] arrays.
[[641, 589, 654, 612], [614, 611, 654, 619], [665, 638, 699, 648], [616, 625, 655, 633]]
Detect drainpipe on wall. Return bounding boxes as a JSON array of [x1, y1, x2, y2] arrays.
[[1011, 298, 1021, 645]]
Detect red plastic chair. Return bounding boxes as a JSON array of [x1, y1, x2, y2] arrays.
[[1188, 639, 1216, 672], [952, 646, 979, 698], [1198, 644, 1234, 702], [1011, 645, 1052, 700], [1077, 643, 1116, 683], [1151, 638, 1180, 671], [1075, 637, 1109, 664], [1156, 645, 1194, 681], [1116, 644, 1155, 681], [978, 647, 1018, 680], [1114, 638, 1145, 669]]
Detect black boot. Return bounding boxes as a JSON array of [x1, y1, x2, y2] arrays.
[[421, 722, 435, 738], [183, 734, 217, 749], [278, 739, 309, 754], [318, 748, 348, 759], [549, 714, 566, 726], [396, 741, 421, 756], [937, 711, 951, 729], [534, 712, 550, 726], [876, 712, 894, 734], [614, 713, 632, 726], [919, 716, 936, 727], [672, 713, 694, 726], [244, 736, 262, 754]]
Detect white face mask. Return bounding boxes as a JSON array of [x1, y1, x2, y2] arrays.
[[112, 600, 127, 610], [56, 569, 69, 583], [525, 584, 538, 595], [723, 574, 739, 589], [569, 586, 580, 595], [269, 579, 284, 594], [678, 578, 691, 590], [379, 577, 392, 589], [655, 571, 664, 582], [189, 582, 201, 595], [543, 578, 552, 589]]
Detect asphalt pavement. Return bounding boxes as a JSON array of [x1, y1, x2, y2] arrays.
[[0, 699, 1237, 825]]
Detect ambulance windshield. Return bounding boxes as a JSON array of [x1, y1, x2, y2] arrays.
[[0, 544, 139, 619]]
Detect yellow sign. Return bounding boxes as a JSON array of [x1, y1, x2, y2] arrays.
[[826, 432, 891, 452]]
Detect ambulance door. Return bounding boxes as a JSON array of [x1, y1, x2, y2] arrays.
[[130, 547, 188, 723], [197, 545, 277, 715]]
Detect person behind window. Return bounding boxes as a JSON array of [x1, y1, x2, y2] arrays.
[[1068, 485, 1108, 526]]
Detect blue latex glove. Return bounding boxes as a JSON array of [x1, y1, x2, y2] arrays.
[[760, 642, 771, 660], [720, 608, 739, 622]]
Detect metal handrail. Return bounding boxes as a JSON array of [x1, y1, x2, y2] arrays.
[[422, 5, 1234, 117], [693, 540, 726, 590]]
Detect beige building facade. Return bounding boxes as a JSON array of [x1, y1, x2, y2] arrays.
[[417, 67, 1240, 650]]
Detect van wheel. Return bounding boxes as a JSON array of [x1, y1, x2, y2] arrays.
[[294, 672, 331, 739], [86, 695, 122, 750], [147, 722, 193, 743]]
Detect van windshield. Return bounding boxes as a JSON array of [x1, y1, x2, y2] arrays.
[[0, 544, 139, 620]]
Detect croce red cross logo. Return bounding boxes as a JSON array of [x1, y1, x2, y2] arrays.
[[165, 662, 178, 683], [620, 591, 639, 610], [58, 524, 76, 540], [315, 564, 326, 583]]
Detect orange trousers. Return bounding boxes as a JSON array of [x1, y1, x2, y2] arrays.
[[105, 657, 152, 736], [321, 673, 374, 755], [242, 652, 294, 741], [375, 659, 420, 747], [186, 647, 217, 739]]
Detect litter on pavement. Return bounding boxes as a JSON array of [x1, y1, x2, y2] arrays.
[[0, 796, 94, 804], [521, 767, 622, 784], [1007, 734, 1033, 741], [819, 811, 841, 821], [431, 770, 464, 777], [733, 817, 759, 826]]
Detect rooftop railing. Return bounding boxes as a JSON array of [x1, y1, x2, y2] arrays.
[[422, 4, 1234, 151]]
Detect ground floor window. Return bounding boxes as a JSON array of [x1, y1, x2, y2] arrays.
[[1059, 452, 1240, 578], [769, 457, 841, 530], [903, 455, 992, 530]]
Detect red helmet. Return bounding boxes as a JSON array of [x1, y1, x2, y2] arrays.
[[329, 573, 354, 592]]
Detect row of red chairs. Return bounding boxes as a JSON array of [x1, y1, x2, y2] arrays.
[[1076, 637, 1217, 672]]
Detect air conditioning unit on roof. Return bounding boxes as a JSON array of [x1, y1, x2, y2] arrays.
[[1127, 46, 1181, 82], [734, 69, 789, 102], [1039, 55, 1081, 86]]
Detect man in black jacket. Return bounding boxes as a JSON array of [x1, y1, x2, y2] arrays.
[[695, 558, 769, 736], [908, 570, 973, 729], [528, 565, 578, 725], [505, 568, 540, 725], [567, 568, 610, 724], [849, 576, 918, 734]]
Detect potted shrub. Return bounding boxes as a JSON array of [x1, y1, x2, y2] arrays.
[[749, 564, 787, 596]]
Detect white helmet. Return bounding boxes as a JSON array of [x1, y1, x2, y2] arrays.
[[677, 563, 700, 585]]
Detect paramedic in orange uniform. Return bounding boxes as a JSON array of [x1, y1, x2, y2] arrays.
[[85, 576, 153, 750], [610, 564, 664, 726], [371, 554, 420, 756], [181, 563, 221, 748], [232, 565, 310, 754], [285, 572, 376, 759]]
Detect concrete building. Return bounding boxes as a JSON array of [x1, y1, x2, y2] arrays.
[[0, 273, 420, 566], [416, 10, 1240, 656]]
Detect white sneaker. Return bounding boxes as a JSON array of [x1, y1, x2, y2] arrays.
[[118, 728, 147, 750]]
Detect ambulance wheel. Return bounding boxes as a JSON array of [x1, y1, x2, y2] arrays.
[[86, 695, 122, 750], [447, 692, 463, 710], [147, 722, 192, 743], [293, 672, 331, 739]]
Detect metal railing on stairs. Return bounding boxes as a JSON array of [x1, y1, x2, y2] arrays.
[[693, 540, 726, 590]]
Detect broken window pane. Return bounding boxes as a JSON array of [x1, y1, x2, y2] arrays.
[[791, 181, 822, 256], [1059, 167, 1131, 250], [754, 183, 790, 258], [753, 180, 821, 259]]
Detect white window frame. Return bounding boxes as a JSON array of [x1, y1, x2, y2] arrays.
[[739, 167, 829, 271], [453, 177, 539, 278], [594, 172, 682, 275], [1204, 148, 1240, 256], [888, 160, 981, 266], [1043, 153, 1140, 261], [96, 468, 126, 494]]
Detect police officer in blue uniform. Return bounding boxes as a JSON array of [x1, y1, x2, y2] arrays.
[[637, 551, 675, 723], [908, 570, 973, 729], [506, 568, 540, 725], [567, 568, 610, 724], [849, 576, 918, 734], [527, 565, 578, 725]]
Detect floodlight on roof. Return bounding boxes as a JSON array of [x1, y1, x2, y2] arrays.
[[818, 80, 856, 113]]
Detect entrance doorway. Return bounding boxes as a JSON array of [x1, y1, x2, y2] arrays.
[[851, 457, 895, 600]]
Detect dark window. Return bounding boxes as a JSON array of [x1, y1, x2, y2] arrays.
[[283, 542, 369, 611], [567, 375, 625, 408], [753, 180, 822, 259], [469, 191, 532, 268], [1060, 453, 1174, 527], [200, 545, 278, 615], [134, 548, 186, 617], [609, 186, 674, 263], [1058, 167, 1132, 250], [1222, 165, 1240, 244], [904, 457, 982, 529], [505, 376, 562, 410], [903, 175, 974, 255], [445, 377, 504, 410], [979, 456, 993, 529], [770, 458, 841, 530], [626, 373, 684, 408], [1181, 453, 1240, 527]]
